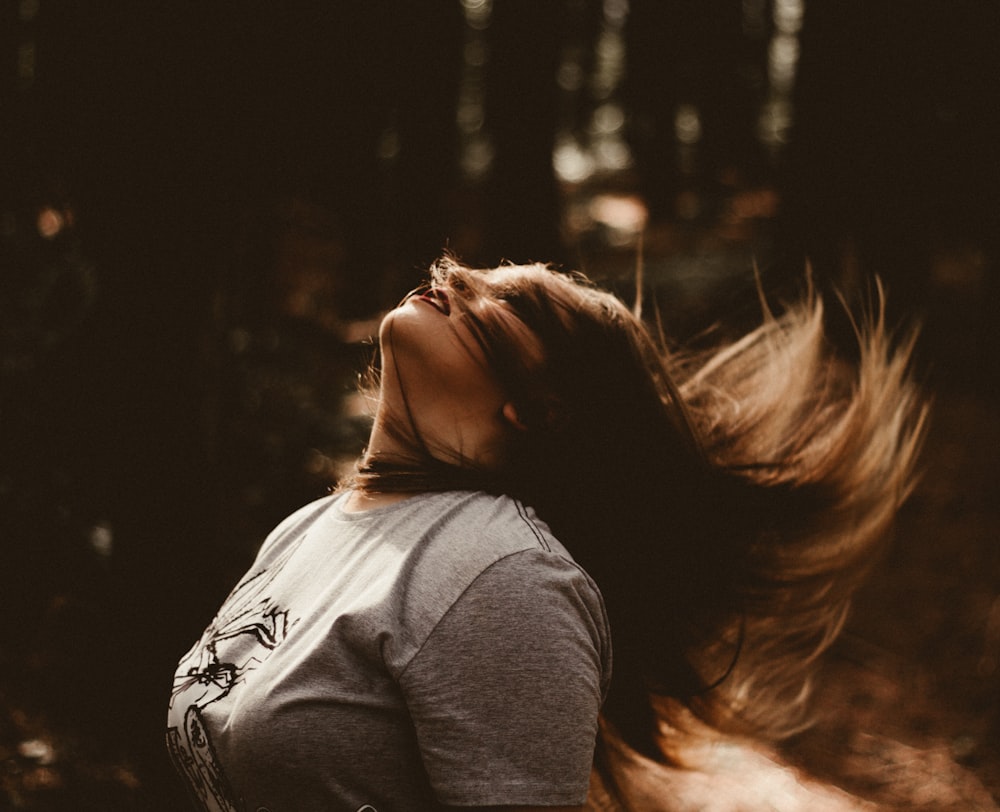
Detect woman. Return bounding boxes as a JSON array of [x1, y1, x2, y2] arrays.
[[167, 258, 926, 810]]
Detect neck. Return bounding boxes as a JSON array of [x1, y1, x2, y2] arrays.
[[363, 400, 420, 466]]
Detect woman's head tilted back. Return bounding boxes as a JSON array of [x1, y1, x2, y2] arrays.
[[348, 256, 927, 759], [364, 256, 703, 490]]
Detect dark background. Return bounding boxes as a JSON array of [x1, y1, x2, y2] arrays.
[[2, 1, 999, 808]]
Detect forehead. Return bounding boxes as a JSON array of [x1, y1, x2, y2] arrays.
[[464, 293, 545, 370], [431, 271, 547, 375]]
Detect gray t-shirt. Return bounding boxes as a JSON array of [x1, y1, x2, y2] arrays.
[[167, 490, 612, 811]]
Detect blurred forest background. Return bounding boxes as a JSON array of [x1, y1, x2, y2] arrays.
[[1, 1, 999, 809]]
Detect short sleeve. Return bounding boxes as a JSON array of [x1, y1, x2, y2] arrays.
[[398, 548, 612, 807]]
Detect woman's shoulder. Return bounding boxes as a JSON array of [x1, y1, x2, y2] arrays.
[[254, 493, 340, 560], [399, 490, 603, 614], [410, 490, 567, 560], [394, 492, 610, 682]]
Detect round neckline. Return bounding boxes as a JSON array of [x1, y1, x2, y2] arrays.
[[337, 489, 415, 516], [331, 490, 427, 520], [331, 489, 481, 521]]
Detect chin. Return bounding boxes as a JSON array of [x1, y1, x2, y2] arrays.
[[377, 304, 428, 370], [379, 303, 415, 343]]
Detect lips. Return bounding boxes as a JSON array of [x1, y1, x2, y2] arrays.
[[415, 287, 451, 316]]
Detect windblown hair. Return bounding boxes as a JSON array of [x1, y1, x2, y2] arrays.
[[670, 286, 927, 738], [344, 257, 928, 793]]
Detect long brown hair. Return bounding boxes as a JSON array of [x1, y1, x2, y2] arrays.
[[345, 258, 928, 776]]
